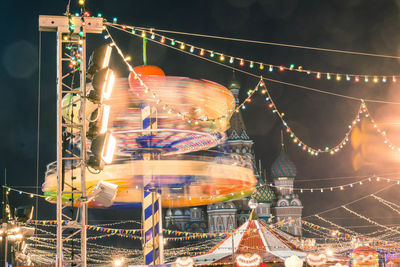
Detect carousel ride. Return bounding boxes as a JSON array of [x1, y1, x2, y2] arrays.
[[42, 64, 257, 208]]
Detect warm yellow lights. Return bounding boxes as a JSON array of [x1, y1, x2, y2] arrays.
[[326, 249, 333, 257], [102, 45, 112, 68], [113, 258, 124, 267], [101, 134, 116, 164], [99, 105, 110, 134], [102, 69, 115, 100]]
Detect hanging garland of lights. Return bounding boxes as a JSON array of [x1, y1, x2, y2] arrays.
[[103, 25, 400, 156], [106, 23, 400, 84], [8, 177, 399, 209], [371, 195, 400, 216], [262, 82, 361, 155], [314, 214, 360, 236], [341, 205, 400, 235], [302, 220, 400, 249], [268, 176, 399, 193], [104, 27, 263, 127], [262, 83, 400, 155]]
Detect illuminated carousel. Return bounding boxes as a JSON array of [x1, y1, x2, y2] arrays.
[[43, 66, 258, 208]]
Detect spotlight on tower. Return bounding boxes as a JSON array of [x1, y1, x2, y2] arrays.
[[14, 205, 34, 223], [87, 105, 110, 140], [87, 181, 119, 207], [88, 68, 115, 104], [87, 44, 113, 79], [87, 133, 116, 170]]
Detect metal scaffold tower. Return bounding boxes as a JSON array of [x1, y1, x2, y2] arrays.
[[39, 15, 103, 267]]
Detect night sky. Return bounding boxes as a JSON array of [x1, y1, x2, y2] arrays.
[[2, 0, 400, 236]]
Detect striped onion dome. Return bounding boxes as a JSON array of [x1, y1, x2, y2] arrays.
[[252, 183, 275, 203], [270, 149, 297, 178]]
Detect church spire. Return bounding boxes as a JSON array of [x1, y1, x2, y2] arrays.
[[228, 71, 240, 105], [226, 72, 249, 140]]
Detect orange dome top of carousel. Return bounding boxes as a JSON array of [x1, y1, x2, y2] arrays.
[[128, 65, 165, 92], [130, 65, 165, 78]]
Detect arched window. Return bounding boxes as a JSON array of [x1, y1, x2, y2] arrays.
[[227, 216, 234, 229], [217, 217, 224, 231]]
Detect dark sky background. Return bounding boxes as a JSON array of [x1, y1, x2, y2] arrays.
[[2, 0, 400, 238]]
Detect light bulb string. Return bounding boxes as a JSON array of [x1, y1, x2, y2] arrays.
[[265, 176, 399, 192], [314, 214, 360, 236], [106, 23, 400, 105], [304, 183, 395, 218], [123, 24, 400, 60], [341, 205, 400, 236], [262, 81, 362, 155], [302, 219, 400, 247], [105, 25, 400, 156], [2, 185, 44, 198], [263, 84, 400, 154], [106, 23, 400, 82], [104, 26, 263, 125], [371, 195, 400, 215], [302, 221, 399, 246]]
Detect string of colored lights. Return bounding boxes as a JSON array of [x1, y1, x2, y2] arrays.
[[91, 219, 142, 227], [7, 177, 399, 212], [361, 102, 400, 151], [301, 225, 342, 241], [295, 172, 400, 182], [263, 83, 361, 155], [107, 23, 400, 83], [304, 183, 395, 218], [2, 185, 43, 198], [371, 195, 400, 216], [314, 214, 360, 235], [106, 23, 400, 105], [267, 176, 399, 193], [371, 195, 400, 209], [301, 220, 400, 249], [104, 26, 263, 126], [127, 24, 400, 59], [341, 206, 400, 235], [105, 24, 400, 155], [263, 85, 400, 155]]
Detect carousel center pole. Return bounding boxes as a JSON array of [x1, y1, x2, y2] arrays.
[[141, 103, 164, 265]]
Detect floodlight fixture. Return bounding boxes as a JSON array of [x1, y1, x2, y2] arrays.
[[86, 181, 119, 207], [15, 205, 34, 222], [87, 44, 113, 78], [87, 133, 116, 170], [87, 105, 110, 140], [102, 134, 116, 164], [88, 68, 115, 104]]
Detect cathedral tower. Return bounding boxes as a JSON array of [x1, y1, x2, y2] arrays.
[[271, 139, 303, 236]]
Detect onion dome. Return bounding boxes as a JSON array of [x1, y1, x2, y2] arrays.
[[270, 150, 297, 178], [252, 184, 275, 203]]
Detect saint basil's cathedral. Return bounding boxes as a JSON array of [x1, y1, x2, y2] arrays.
[[165, 73, 303, 237]]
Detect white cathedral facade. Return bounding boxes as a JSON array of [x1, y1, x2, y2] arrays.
[[165, 73, 303, 237]]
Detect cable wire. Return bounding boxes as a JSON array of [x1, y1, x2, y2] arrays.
[[35, 31, 42, 221], [128, 24, 400, 59]]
